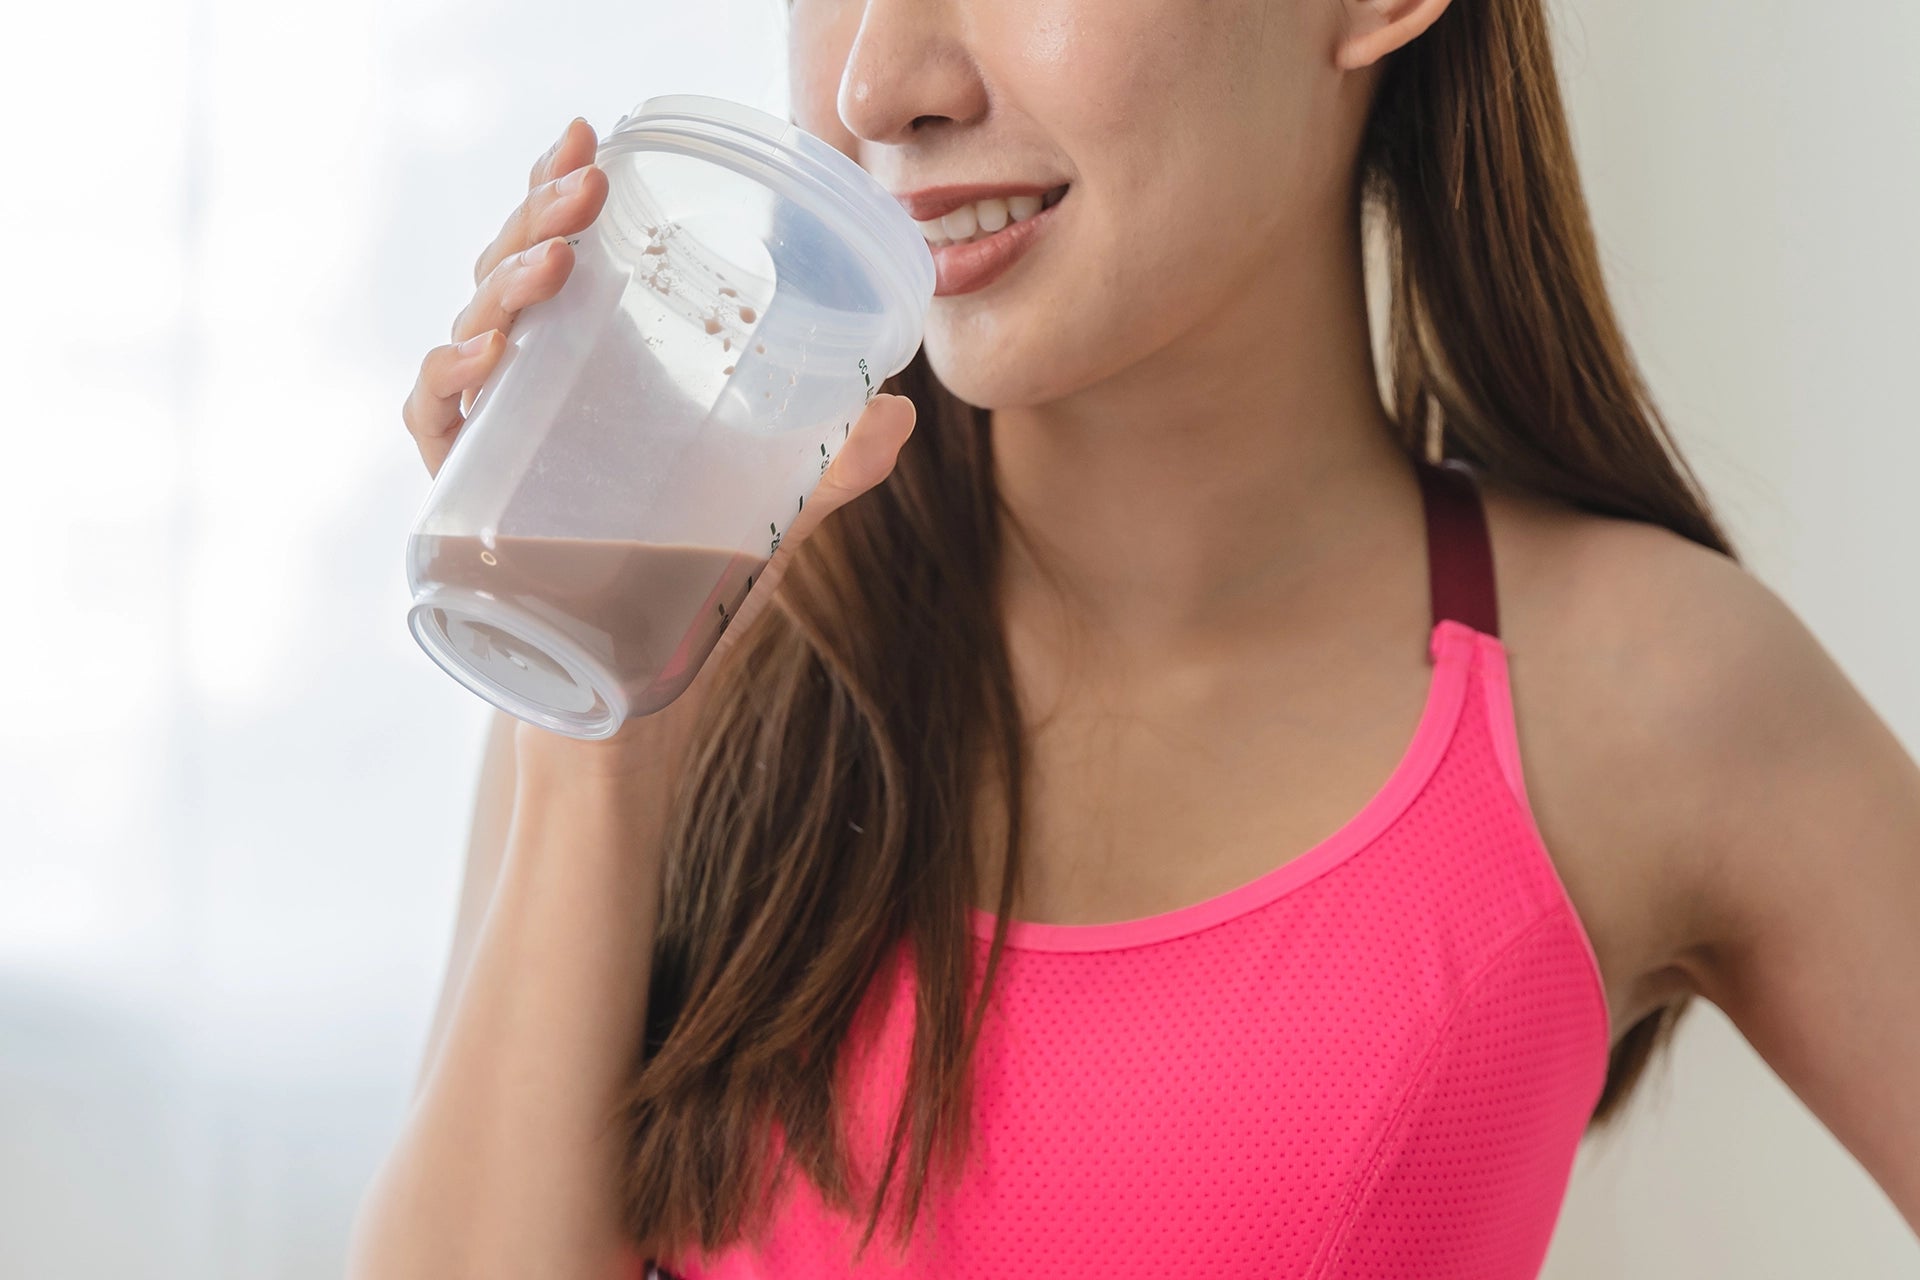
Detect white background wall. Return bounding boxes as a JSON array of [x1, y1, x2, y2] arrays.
[[0, 2, 1913, 1277]]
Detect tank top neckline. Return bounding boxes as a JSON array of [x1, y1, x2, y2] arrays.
[[965, 453, 1502, 953]]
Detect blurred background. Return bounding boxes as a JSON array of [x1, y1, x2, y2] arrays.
[[1, 1, 1914, 1276]]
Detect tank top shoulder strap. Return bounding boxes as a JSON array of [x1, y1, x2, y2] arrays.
[[1413, 455, 1500, 639]]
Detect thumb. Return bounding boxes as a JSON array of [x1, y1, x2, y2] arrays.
[[807, 393, 918, 515], [693, 392, 916, 677]]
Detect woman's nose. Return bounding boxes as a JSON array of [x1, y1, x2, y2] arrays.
[[836, 0, 988, 147]]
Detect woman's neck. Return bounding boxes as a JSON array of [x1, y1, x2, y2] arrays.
[[988, 214, 1416, 660]]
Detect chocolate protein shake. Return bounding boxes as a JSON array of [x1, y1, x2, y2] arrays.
[[411, 532, 768, 717]]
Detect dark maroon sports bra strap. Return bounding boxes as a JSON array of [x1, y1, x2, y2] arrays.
[[1414, 455, 1500, 638]]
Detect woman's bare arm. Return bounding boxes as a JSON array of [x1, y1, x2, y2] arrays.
[[347, 731, 672, 1280], [413, 709, 521, 1100], [1611, 533, 1920, 1239], [372, 105, 919, 1279]]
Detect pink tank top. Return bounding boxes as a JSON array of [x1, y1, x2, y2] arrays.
[[650, 456, 1611, 1279]]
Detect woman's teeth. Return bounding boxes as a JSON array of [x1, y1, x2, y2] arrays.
[[916, 187, 1066, 248]]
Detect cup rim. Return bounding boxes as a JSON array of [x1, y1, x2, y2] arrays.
[[603, 93, 933, 379]]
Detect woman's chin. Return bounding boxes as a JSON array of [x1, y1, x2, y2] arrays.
[[921, 346, 1062, 412]]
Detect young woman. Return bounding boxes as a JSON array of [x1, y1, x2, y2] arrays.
[[364, 0, 1920, 1276]]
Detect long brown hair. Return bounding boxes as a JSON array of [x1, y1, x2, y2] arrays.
[[615, 0, 1740, 1263]]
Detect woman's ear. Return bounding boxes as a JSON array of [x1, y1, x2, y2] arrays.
[[1332, 0, 1455, 71]]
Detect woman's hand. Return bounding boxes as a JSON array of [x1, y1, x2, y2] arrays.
[[397, 114, 918, 776], [402, 116, 611, 479]]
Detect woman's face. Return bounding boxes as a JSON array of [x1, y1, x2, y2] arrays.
[[788, 0, 1376, 409]]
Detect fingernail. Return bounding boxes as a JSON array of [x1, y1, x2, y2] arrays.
[[557, 165, 587, 195], [525, 238, 555, 265], [456, 332, 492, 356]]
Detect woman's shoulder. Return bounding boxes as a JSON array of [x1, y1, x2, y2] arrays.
[[1481, 477, 1920, 1210], [1471, 471, 1807, 1028], [1473, 464, 1759, 677]]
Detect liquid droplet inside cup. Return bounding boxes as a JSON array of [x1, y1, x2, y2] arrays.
[[719, 286, 738, 297], [738, 306, 757, 323], [703, 316, 722, 335], [722, 364, 735, 375]]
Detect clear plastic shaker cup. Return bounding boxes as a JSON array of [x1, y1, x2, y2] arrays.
[[404, 94, 935, 740]]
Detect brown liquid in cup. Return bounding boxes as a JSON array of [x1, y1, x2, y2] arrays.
[[411, 533, 769, 717]]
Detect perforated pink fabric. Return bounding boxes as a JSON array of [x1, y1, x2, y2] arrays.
[[652, 616, 1612, 1280]]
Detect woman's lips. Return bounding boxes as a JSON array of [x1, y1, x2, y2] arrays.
[[929, 188, 1067, 297]]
